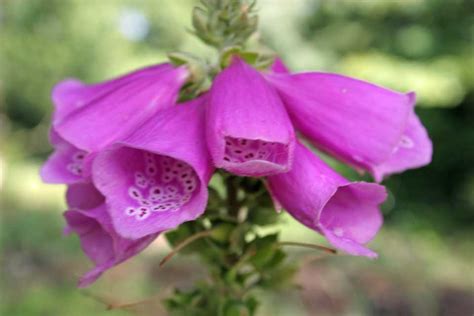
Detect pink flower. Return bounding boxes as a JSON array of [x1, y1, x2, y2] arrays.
[[266, 59, 432, 181], [206, 57, 296, 177], [92, 96, 213, 239], [42, 65, 211, 286], [64, 182, 158, 287], [267, 143, 386, 257], [52, 63, 188, 152]]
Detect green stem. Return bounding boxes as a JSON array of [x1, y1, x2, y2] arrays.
[[225, 175, 240, 217], [160, 230, 215, 267], [277, 241, 337, 254]]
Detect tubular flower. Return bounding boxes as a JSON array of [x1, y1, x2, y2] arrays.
[[267, 143, 386, 258], [52, 63, 188, 152], [266, 68, 432, 181], [92, 96, 214, 239], [206, 57, 296, 177], [42, 63, 188, 185], [64, 183, 158, 287]]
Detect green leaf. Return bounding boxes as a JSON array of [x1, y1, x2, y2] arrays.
[[210, 223, 236, 243], [248, 234, 278, 269]]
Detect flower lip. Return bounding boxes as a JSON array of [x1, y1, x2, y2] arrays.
[[40, 129, 94, 184], [371, 92, 433, 182], [266, 142, 387, 258], [317, 182, 386, 245], [66, 182, 105, 210], [64, 204, 158, 287], [93, 145, 207, 239], [219, 136, 292, 177]]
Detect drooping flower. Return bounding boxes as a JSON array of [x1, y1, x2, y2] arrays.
[[52, 63, 188, 152], [266, 67, 432, 181], [64, 182, 158, 287], [206, 57, 296, 177], [42, 63, 188, 185], [92, 95, 214, 239], [267, 142, 386, 257]]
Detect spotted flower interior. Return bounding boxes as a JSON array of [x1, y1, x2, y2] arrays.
[[67, 150, 87, 176], [223, 136, 289, 166], [124, 151, 199, 221]]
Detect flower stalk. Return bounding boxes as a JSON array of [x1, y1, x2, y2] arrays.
[[163, 5, 327, 313], [163, 172, 295, 315]]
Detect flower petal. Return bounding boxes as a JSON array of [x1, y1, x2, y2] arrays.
[[66, 182, 105, 210], [64, 204, 158, 287], [270, 58, 290, 74], [372, 107, 433, 181], [52, 64, 166, 123], [40, 130, 91, 184], [267, 72, 414, 179], [53, 63, 188, 152], [92, 96, 214, 239], [267, 143, 386, 257], [206, 56, 295, 177]]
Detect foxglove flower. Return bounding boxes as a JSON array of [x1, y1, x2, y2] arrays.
[[206, 57, 296, 177], [64, 183, 158, 287], [267, 143, 386, 257], [266, 64, 432, 182], [92, 96, 214, 239], [42, 63, 188, 185], [53, 63, 188, 152]]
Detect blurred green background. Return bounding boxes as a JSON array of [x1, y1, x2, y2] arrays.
[[1, 0, 473, 315]]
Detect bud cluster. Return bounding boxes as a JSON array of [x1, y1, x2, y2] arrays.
[[192, 0, 259, 49]]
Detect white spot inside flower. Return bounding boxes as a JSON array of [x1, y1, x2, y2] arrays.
[[223, 137, 288, 165], [181, 193, 191, 203], [67, 150, 87, 176], [165, 185, 177, 194], [67, 163, 83, 176], [128, 186, 142, 200], [124, 152, 199, 220], [136, 207, 151, 220], [134, 172, 148, 188], [125, 207, 137, 216], [139, 198, 151, 206]]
